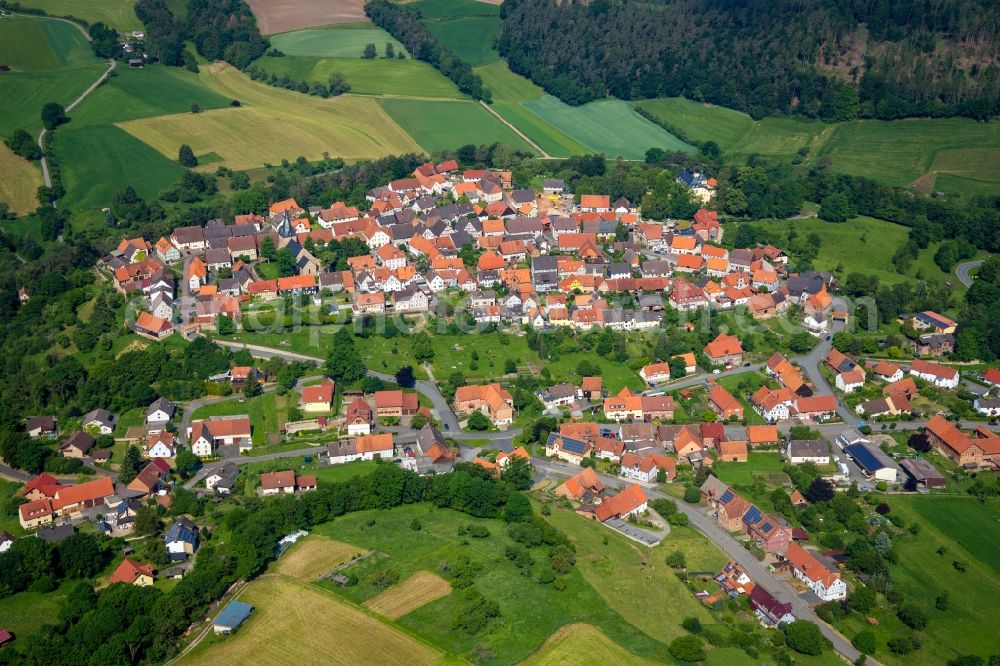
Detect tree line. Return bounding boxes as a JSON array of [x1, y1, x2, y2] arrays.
[[496, 0, 999, 121], [365, 0, 492, 102], [1, 462, 535, 663]]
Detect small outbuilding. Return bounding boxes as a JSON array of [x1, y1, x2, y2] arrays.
[[213, 600, 254, 635]]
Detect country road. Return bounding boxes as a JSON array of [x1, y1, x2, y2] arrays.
[[955, 260, 983, 288], [533, 459, 872, 665], [478, 101, 552, 159], [16, 12, 118, 195]]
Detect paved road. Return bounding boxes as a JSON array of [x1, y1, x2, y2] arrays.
[[533, 459, 869, 665], [641, 363, 765, 395], [210, 339, 519, 442], [955, 260, 983, 288], [182, 444, 330, 489]]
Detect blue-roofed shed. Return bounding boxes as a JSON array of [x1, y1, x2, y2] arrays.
[[845, 442, 898, 483], [213, 600, 254, 635]]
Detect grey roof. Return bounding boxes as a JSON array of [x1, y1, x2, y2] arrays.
[[210, 461, 240, 489], [608, 262, 631, 275], [214, 600, 254, 630], [147, 397, 176, 418], [532, 255, 558, 273], [510, 189, 535, 205], [165, 517, 199, 546], [543, 179, 565, 190], [83, 409, 116, 428], [787, 440, 830, 458], [541, 383, 576, 401], [415, 424, 445, 453]]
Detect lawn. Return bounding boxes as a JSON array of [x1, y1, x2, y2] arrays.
[[364, 571, 452, 619], [521, 624, 659, 666], [315, 503, 669, 664], [273, 534, 360, 581], [830, 495, 1000, 665], [119, 63, 422, 169], [712, 452, 786, 486], [245, 458, 378, 486], [253, 55, 464, 99], [191, 391, 290, 446], [522, 96, 695, 159], [0, 580, 73, 640], [543, 505, 715, 645], [56, 124, 186, 212], [179, 575, 445, 666], [268, 24, 408, 59], [70, 66, 233, 127], [716, 372, 772, 425], [0, 16, 97, 71], [742, 216, 963, 290], [0, 143, 42, 216], [17, 0, 141, 32], [378, 98, 535, 154]]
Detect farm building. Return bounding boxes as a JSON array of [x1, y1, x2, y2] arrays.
[[213, 600, 254, 635], [898, 458, 946, 489], [845, 442, 897, 483]]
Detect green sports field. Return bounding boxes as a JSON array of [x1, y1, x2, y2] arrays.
[[379, 98, 535, 153], [268, 24, 408, 59], [16, 0, 141, 32], [523, 95, 696, 159], [253, 54, 464, 98]]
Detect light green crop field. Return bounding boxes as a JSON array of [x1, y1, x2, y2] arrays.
[[0, 142, 43, 216], [269, 24, 408, 59], [56, 124, 186, 211], [523, 95, 695, 159], [17, 0, 141, 32], [379, 98, 535, 153], [475, 61, 544, 102], [120, 63, 422, 170], [70, 66, 233, 127], [254, 54, 464, 98], [0, 16, 96, 70], [816, 118, 1000, 195], [413, 0, 501, 65], [636, 96, 1000, 197]]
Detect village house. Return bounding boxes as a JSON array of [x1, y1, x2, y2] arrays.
[[60, 432, 96, 458], [746, 425, 780, 448], [188, 416, 252, 456], [619, 451, 677, 483], [351, 433, 395, 461], [709, 385, 744, 421], [749, 586, 795, 627], [258, 470, 318, 496], [26, 416, 56, 438], [544, 433, 591, 465], [704, 333, 743, 366], [554, 467, 605, 502], [301, 379, 335, 413], [909, 359, 959, 388], [374, 390, 419, 418], [109, 559, 156, 587], [718, 440, 748, 463], [786, 440, 831, 465], [780, 543, 847, 601], [146, 397, 176, 431], [205, 462, 240, 494], [134, 312, 173, 340], [454, 384, 514, 427], [639, 362, 672, 385], [165, 517, 199, 561], [345, 397, 373, 435], [591, 484, 648, 522], [536, 383, 577, 409], [751, 386, 796, 422], [82, 409, 117, 435], [127, 460, 169, 496]]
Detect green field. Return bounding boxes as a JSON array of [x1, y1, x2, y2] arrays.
[[0, 16, 97, 71], [70, 66, 233, 127], [636, 96, 1000, 198], [712, 452, 786, 486], [0, 142, 42, 215], [191, 391, 293, 446], [246, 458, 377, 487], [253, 54, 464, 99], [269, 24, 408, 59], [120, 63, 422, 170], [57, 124, 186, 211], [828, 495, 1000, 665], [475, 61, 544, 102], [523, 96, 695, 159], [411, 0, 501, 66], [17, 0, 141, 32], [379, 98, 535, 154], [0, 581, 73, 639], [315, 502, 668, 663], [742, 216, 965, 289], [0, 65, 108, 135]]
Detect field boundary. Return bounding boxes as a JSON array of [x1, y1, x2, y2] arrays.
[[479, 100, 550, 158]]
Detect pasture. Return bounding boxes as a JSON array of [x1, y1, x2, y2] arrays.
[[245, 0, 369, 34], [56, 124, 185, 211], [180, 575, 445, 666], [70, 66, 233, 127], [317, 503, 669, 663], [119, 64, 421, 170], [522, 96, 695, 159], [0, 144, 42, 216], [274, 535, 361, 581], [413, 0, 501, 66], [379, 98, 535, 153], [364, 571, 452, 619], [0, 581, 73, 640], [17, 0, 141, 32], [522, 624, 659, 666], [268, 24, 408, 58], [0, 16, 96, 71], [740, 216, 961, 288], [0, 65, 109, 135], [253, 55, 464, 98]]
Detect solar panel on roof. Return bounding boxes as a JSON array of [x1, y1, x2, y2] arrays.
[[743, 506, 762, 525], [846, 443, 884, 473], [720, 489, 735, 503], [761, 522, 772, 533]]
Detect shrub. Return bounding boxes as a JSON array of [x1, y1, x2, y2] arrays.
[[852, 629, 877, 655], [683, 485, 701, 503], [784, 620, 825, 655], [682, 617, 702, 634], [897, 604, 928, 630], [666, 551, 686, 569], [669, 635, 706, 662]]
